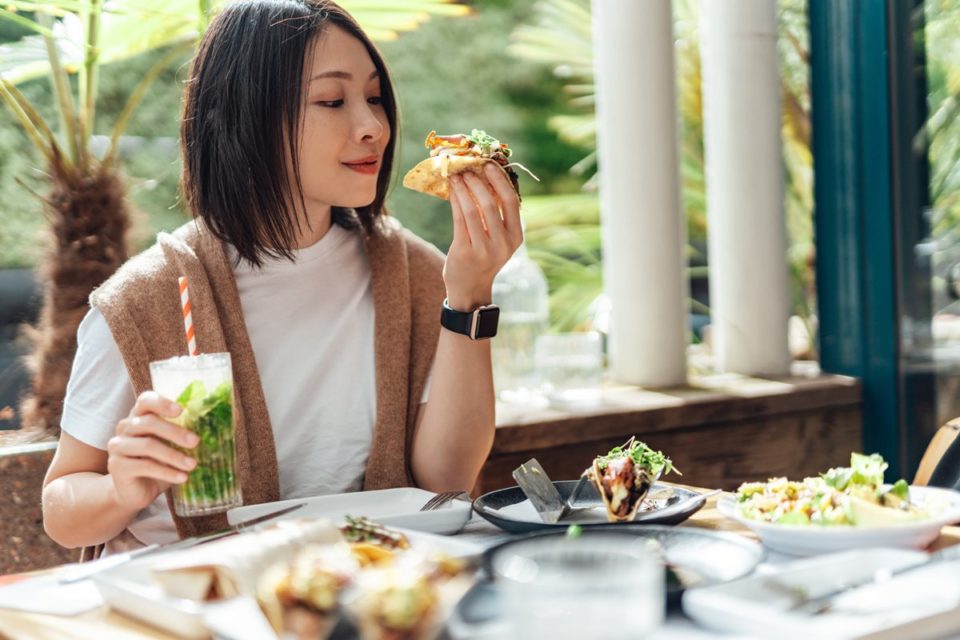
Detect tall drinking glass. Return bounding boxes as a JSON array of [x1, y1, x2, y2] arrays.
[[535, 331, 604, 408], [149, 352, 242, 516], [491, 533, 664, 639]]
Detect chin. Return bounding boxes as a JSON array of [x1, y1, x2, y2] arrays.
[[338, 190, 378, 209], [334, 198, 375, 210]]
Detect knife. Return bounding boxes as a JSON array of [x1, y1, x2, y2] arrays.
[[512, 458, 590, 524], [777, 543, 960, 616], [58, 502, 305, 584]]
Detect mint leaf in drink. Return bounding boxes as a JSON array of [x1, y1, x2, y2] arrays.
[[176, 379, 237, 504], [177, 380, 207, 407]]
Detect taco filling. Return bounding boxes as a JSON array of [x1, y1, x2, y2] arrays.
[[256, 545, 357, 640], [587, 438, 678, 522], [402, 129, 538, 201]]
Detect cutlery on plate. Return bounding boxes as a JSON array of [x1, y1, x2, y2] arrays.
[[512, 458, 590, 524], [419, 490, 470, 511], [58, 502, 305, 584], [513, 458, 719, 525], [663, 488, 722, 511], [772, 544, 960, 616]]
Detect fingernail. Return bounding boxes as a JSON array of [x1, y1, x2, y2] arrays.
[[183, 456, 196, 469], [169, 402, 182, 416], [177, 473, 188, 482], [187, 434, 199, 447], [485, 163, 497, 175]]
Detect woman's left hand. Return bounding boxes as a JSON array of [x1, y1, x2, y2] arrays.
[[443, 162, 523, 310]]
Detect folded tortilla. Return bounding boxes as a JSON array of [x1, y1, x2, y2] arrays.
[[402, 155, 511, 201], [151, 519, 343, 603]]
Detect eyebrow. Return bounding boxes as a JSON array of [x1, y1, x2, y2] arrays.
[[310, 70, 380, 82]]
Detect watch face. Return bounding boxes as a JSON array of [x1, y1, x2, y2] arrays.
[[476, 306, 500, 338]]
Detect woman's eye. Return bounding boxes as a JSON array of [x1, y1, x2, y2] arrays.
[[368, 96, 383, 106], [315, 99, 344, 108]]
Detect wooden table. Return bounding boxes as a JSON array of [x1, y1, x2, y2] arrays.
[[1, 491, 958, 640]]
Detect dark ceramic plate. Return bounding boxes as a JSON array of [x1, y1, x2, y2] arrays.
[[457, 525, 764, 624], [472, 480, 707, 534]]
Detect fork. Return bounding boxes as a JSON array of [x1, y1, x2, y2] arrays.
[[420, 490, 470, 511]]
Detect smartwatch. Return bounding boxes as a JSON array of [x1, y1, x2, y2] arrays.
[[440, 299, 500, 340]]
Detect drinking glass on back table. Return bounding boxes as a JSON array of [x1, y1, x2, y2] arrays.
[[535, 331, 604, 408]]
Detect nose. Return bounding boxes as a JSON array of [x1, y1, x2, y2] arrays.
[[355, 104, 386, 144]]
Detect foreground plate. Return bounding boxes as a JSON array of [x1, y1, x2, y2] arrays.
[[227, 487, 472, 535], [472, 480, 707, 533], [93, 527, 481, 640], [683, 548, 960, 639], [717, 485, 960, 556], [457, 525, 763, 626]]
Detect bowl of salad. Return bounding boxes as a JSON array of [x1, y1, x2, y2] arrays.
[[717, 453, 960, 556]]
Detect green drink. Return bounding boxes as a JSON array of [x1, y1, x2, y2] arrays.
[[149, 353, 242, 516]]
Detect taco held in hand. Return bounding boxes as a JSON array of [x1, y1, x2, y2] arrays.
[[586, 438, 680, 523], [402, 129, 538, 201]]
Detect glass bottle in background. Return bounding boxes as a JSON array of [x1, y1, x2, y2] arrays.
[[492, 241, 549, 404]]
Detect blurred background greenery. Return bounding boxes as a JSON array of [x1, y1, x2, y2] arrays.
[[3, 0, 960, 435], [0, 0, 824, 355], [4, 1, 960, 336], [926, 2, 960, 240], [0, 0, 586, 269]]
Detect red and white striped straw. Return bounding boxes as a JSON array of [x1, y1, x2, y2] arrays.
[[178, 276, 199, 356]]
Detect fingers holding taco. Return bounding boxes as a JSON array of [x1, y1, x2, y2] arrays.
[[402, 129, 537, 201]]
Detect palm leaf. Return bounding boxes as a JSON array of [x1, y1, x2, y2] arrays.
[[1, 0, 469, 83]]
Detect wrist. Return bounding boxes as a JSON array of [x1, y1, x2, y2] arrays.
[[441, 298, 500, 340], [105, 473, 146, 515], [445, 289, 493, 312]]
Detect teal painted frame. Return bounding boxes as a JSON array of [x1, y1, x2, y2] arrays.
[[886, 1, 935, 478], [808, 1, 902, 476]]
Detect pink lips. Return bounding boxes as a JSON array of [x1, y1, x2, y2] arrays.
[[342, 155, 380, 175]]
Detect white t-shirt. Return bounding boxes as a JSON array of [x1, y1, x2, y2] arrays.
[[61, 224, 429, 553]]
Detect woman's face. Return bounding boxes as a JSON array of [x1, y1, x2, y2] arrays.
[[295, 25, 390, 216]]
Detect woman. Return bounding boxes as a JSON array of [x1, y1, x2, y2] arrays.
[[41, 0, 520, 553]]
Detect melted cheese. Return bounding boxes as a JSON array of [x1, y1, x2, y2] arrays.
[[609, 483, 629, 514]]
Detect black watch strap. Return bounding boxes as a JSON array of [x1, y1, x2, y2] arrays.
[[440, 299, 500, 340]]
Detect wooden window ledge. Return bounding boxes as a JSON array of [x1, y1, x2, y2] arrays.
[[479, 373, 863, 493]]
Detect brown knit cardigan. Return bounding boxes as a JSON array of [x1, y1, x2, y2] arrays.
[[89, 216, 445, 541]]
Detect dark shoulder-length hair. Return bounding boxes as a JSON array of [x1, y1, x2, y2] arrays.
[[180, 0, 398, 266]]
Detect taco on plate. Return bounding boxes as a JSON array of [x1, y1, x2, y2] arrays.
[[585, 437, 679, 523]]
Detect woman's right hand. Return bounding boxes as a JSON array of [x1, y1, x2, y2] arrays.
[[106, 391, 198, 512]]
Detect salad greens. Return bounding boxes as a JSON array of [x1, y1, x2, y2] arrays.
[[465, 129, 512, 158], [595, 438, 679, 477], [175, 380, 238, 505], [736, 452, 928, 527], [822, 452, 887, 491]]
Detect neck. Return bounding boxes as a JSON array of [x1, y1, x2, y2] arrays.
[[291, 200, 334, 249]]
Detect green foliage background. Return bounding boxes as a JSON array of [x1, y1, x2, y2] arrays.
[[6, 0, 957, 357], [0, 0, 583, 266], [926, 1, 960, 241]]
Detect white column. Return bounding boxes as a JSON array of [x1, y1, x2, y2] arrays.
[[591, 0, 688, 386], [700, 0, 791, 376]]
